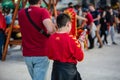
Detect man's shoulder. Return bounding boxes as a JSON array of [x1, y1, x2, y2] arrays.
[[37, 7, 48, 12], [18, 8, 25, 15], [87, 13, 93, 17]]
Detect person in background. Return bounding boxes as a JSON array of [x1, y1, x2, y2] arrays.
[[47, 13, 84, 80], [89, 4, 103, 48], [82, 8, 96, 49], [75, 4, 83, 27], [5, 7, 12, 28], [18, 0, 55, 80], [106, 6, 117, 45], [64, 2, 87, 37], [0, 4, 6, 60], [118, 9, 120, 33], [100, 8, 108, 45]]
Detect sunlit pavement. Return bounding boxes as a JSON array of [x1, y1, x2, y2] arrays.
[[0, 33, 120, 80]]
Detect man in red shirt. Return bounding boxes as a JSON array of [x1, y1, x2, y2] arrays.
[[47, 13, 84, 80], [18, 0, 55, 80], [82, 8, 96, 49], [0, 5, 6, 60]]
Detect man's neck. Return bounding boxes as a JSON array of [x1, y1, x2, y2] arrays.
[[30, 4, 40, 7]]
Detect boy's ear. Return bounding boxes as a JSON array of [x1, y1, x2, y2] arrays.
[[66, 21, 71, 27]]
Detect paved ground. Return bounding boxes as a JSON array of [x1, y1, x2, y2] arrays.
[[0, 33, 120, 80]]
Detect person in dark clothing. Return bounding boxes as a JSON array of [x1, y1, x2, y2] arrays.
[[100, 10, 108, 44], [117, 9, 120, 33], [106, 7, 117, 45], [89, 4, 103, 48]]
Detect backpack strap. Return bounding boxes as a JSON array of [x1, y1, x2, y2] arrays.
[[25, 8, 50, 37]]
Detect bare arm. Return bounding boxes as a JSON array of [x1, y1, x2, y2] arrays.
[[76, 15, 87, 21], [94, 14, 100, 21], [43, 19, 56, 34]]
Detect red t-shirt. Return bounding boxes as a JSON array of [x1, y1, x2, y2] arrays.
[[0, 12, 6, 30], [18, 6, 50, 56], [86, 12, 93, 25], [47, 33, 84, 64]]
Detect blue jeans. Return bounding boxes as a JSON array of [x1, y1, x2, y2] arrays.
[[24, 56, 49, 80], [109, 26, 115, 43], [0, 31, 5, 59]]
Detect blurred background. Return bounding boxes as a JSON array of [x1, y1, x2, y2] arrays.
[[0, 0, 120, 10]]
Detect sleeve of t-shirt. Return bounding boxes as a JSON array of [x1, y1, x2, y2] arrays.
[[0, 13, 6, 30], [41, 8, 51, 21], [69, 37, 84, 61], [87, 14, 93, 23], [96, 10, 100, 15]]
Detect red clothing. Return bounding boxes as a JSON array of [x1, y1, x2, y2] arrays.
[[86, 12, 93, 25], [0, 12, 6, 30], [18, 6, 50, 56], [47, 33, 84, 64], [64, 8, 77, 37]]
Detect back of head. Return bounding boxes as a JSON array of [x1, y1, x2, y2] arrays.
[[82, 8, 89, 13], [28, 0, 41, 5], [68, 2, 73, 8], [75, 4, 82, 10], [57, 13, 71, 28], [88, 3, 95, 11]]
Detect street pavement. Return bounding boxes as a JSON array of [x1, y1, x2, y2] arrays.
[[0, 33, 120, 80]]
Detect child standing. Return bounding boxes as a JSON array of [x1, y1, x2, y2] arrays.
[[47, 13, 84, 80]]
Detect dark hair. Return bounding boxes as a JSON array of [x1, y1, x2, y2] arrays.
[[29, 0, 40, 5], [68, 2, 73, 8], [107, 6, 112, 10], [74, 4, 82, 10], [56, 13, 71, 28], [82, 8, 89, 12]]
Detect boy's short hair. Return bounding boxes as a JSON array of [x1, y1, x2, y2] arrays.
[[68, 2, 73, 8], [57, 13, 71, 28], [29, 0, 40, 5]]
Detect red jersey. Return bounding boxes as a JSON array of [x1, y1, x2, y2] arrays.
[[47, 33, 84, 64], [18, 6, 50, 56], [86, 12, 93, 25], [0, 12, 6, 30]]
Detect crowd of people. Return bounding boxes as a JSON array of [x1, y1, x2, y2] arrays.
[[0, 0, 120, 80], [68, 2, 120, 49]]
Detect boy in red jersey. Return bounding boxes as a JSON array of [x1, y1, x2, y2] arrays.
[[47, 13, 84, 80]]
